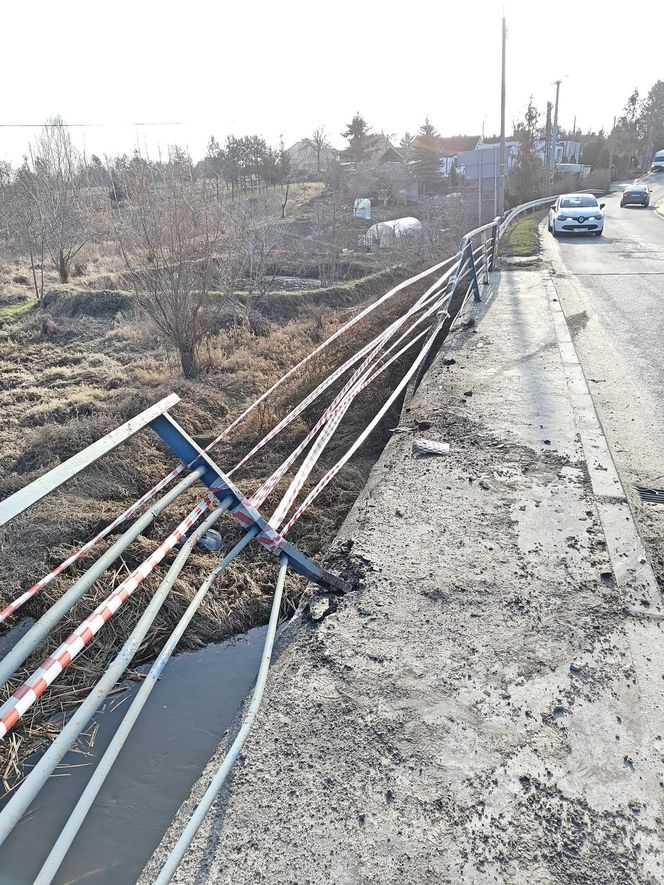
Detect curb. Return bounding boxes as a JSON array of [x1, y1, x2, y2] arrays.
[[545, 272, 661, 610]]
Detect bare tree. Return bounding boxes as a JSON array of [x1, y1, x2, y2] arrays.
[[243, 196, 285, 296], [22, 117, 92, 283], [309, 191, 346, 286], [304, 127, 330, 175], [1, 163, 47, 299], [116, 147, 223, 378]]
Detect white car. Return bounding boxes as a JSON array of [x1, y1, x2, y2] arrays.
[[548, 193, 605, 238]]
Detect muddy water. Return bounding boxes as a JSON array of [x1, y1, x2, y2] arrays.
[[0, 626, 268, 884]]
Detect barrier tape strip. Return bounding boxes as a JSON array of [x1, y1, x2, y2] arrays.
[[278, 322, 441, 538], [266, 341, 387, 528], [0, 464, 187, 625], [250, 340, 387, 510], [249, 314, 437, 512], [227, 263, 457, 479], [1, 257, 460, 624], [260, 283, 453, 527], [0, 493, 220, 739], [264, 284, 452, 528], [270, 324, 435, 531]]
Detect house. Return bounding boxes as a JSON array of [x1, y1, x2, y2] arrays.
[[457, 138, 519, 193], [361, 134, 404, 166], [533, 140, 582, 165], [285, 140, 337, 175], [556, 163, 592, 178], [437, 135, 481, 154]]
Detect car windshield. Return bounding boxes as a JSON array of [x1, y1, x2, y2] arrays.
[[627, 188, 646, 194], [560, 196, 598, 208]]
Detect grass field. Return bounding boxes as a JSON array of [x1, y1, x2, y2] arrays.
[[500, 211, 546, 257], [0, 257, 428, 780]]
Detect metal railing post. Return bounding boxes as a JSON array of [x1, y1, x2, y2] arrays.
[[489, 218, 500, 270], [466, 240, 481, 303], [481, 230, 489, 285]]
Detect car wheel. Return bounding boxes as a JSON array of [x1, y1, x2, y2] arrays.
[[620, 201, 625, 207], [552, 228, 559, 238], [594, 231, 602, 237], [645, 200, 650, 207]]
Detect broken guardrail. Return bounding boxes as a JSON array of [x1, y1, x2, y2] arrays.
[[0, 194, 556, 883]]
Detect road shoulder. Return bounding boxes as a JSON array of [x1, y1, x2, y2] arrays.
[[142, 266, 664, 885]]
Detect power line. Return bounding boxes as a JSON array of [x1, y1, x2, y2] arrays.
[[0, 122, 183, 129]]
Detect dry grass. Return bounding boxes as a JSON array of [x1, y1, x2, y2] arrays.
[[0, 261, 429, 782]]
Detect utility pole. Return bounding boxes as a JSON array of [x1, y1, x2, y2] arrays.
[[608, 115, 616, 182], [497, 15, 507, 216], [478, 145, 483, 225], [543, 102, 552, 191], [549, 79, 562, 184]]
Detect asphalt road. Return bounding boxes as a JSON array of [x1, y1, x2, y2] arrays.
[[544, 173, 664, 585]]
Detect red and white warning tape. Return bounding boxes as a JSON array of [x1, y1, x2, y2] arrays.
[[261, 281, 453, 530], [278, 320, 441, 538], [0, 464, 188, 625], [0, 492, 222, 739], [1, 258, 459, 624], [230, 264, 457, 482]]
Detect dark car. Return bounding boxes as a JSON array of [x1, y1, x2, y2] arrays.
[[621, 185, 651, 207]]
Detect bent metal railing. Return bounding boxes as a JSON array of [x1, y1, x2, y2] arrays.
[[0, 195, 553, 884]]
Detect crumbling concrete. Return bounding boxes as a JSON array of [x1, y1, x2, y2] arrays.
[[142, 268, 664, 885]]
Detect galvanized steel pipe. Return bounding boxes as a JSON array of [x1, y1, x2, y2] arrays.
[[0, 497, 233, 851], [33, 522, 260, 885], [0, 466, 206, 690], [153, 554, 289, 885]]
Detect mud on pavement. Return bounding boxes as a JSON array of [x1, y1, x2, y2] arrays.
[[142, 268, 664, 885]]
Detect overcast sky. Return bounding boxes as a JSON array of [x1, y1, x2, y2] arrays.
[[2, 0, 662, 164]]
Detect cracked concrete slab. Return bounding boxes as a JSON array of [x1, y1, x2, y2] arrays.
[[142, 268, 664, 885]]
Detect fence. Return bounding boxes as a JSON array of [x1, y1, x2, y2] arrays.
[[0, 195, 553, 883]]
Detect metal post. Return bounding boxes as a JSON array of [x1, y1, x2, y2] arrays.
[[497, 15, 506, 216], [478, 147, 482, 225], [543, 101, 552, 191], [149, 412, 347, 592], [550, 79, 561, 183], [0, 499, 234, 852], [466, 241, 481, 303], [608, 115, 616, 182], [152, 552, 287, 885], [482, 231, 489, 285], [489, 219, 500, 271], [0, 466, 206, 690]]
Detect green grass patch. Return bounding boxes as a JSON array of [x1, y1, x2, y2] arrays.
[[0, 300, 34, 321], [500, 212, 546, 257]]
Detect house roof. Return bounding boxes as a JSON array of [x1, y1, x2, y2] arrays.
[[437, 135, 481, 154], [363, 134, 402, 163]]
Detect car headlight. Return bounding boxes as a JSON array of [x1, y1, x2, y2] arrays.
[[593, 214, 603, 220], [557, 215, 569, 221]]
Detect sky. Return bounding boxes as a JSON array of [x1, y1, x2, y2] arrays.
[[1, 0, 663, 165]]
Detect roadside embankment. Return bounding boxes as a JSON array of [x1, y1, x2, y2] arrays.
[[143, 265, 664, 884]]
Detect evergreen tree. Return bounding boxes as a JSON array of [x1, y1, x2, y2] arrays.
[[413, 119, 444, 195], [418, 116, 440, 139], [342, 112, 371, 164], [505, 98, 543, 206]]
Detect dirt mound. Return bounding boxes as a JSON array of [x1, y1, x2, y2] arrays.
[[40, 289, 133, 318]]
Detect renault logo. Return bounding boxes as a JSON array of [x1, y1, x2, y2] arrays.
[[578, 216, 585, 223]]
